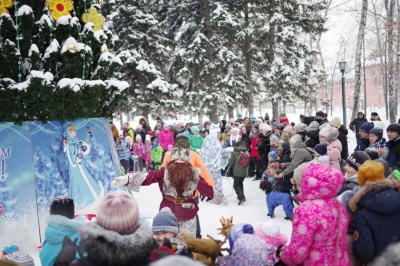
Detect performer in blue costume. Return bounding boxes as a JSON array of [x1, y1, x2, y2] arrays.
[[64, 125, 104, 212]]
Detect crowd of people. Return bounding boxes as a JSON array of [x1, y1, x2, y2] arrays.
[[3, 111, 400, 266]]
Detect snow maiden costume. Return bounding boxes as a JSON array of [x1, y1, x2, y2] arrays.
[[112, 148, 224, 236], [199, 124, 230, 191], [64, 125, 104, 212]]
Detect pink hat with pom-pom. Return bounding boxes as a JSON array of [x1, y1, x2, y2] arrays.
[[255, 220, 288, 248]]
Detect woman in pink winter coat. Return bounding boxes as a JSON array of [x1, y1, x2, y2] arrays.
[[319, 125, 342, 171], [158, 123, 174, 152], [279, 163, 350, 266]]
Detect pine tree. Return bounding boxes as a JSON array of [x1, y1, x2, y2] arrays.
[[108, 1, 178, 118], [0, 0, 128, 123], [158, 1, 247, 122]]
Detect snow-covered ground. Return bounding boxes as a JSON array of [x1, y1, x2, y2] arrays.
[[19, 107, 396, 265]]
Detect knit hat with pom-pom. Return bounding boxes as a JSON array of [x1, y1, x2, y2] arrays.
[[228, 223, 255, 250], [4, 251, 35, 266], [96, 191, 140, 235], [255, 221, 288, 248]]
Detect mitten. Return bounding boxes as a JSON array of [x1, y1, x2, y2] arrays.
[[261, 173, 266, 180], [53, 236, 78, 266], [269, 177, 275, 183], [77, 152, 83, 159], [112, 175, 129, 187]]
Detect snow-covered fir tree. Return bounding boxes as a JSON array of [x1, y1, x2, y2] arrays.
[[108, 0, 178, 118], [260, 0, 327, 118], [0, 0, 128, 123], [158, 1, 247, 122]]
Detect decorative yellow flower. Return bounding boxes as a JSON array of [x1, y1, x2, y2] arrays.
[[0, 0, 13, 15], [48, 0, 73, 21], [81, 8, 104, 31]]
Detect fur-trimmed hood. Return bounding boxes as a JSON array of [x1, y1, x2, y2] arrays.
[[349, 179, 400, 214], [44, 215, 86, 244], [79, 222, 157, 265]]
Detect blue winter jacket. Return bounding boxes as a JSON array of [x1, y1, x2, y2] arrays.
[[40, 215, 85, 266], [349, 179, 400, 264]]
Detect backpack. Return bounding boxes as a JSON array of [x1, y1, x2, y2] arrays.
[[237, 151, 251, 168]]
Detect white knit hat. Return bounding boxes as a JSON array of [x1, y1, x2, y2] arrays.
[[259, 123, 272, 132]]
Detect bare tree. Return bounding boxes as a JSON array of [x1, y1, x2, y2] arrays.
[[385, 0, 397, 122], [351, 0, 369, 120]]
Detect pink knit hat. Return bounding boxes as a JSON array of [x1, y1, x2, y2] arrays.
[[96, 191, 139, 235], [255, 221, 288, 247]]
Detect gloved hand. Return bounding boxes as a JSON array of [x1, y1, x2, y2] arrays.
[[261, 173, 266, 180], [78, 152, 83, 159], [53, 236, 78, 266], [269, 177, 275, 183], [80, 145, 87, 152], [112, 175, 129, 187]]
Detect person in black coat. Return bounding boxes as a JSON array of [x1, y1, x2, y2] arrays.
[[330, 117, 349, 161], [349, 112, 367, 142], [257, 123, 273, 172], [348, 160, 400, 264], [304, 121, 320, 148], [386, 123, 400, 171]]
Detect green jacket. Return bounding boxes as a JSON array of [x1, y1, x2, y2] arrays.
[[150, 145, 163, 164], [189, 134, 204, 152], [229, 144, 248, 177]]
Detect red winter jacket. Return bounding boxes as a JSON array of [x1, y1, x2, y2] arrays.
[[250, 136, 261, 159]]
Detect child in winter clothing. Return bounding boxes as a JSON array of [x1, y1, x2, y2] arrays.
[[262, 151, 280, 182], [249, 124, 262, 180], [313, 143, 330, 165], [223, 132, 231, 148], [255, 221, 288, 265], [133, 135, 145, 171], [229, 141, 249, 205], [119, 136, 132, 174], [151, 207, 192, 260], [158, 123, 174, 155], [40, 197, 85, 266], [265, 151, 294, 220], [144, 135, 152, 170], [319, 125, 342, 171], [151, 139, 163, 170], [188, 126, 204, 153], [277, 163, 350, 266], [219, 234, 270, 266]]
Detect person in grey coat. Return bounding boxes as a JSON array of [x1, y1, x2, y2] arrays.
[[278, 135, 314, 178]]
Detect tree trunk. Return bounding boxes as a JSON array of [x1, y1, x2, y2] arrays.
[[142, 108, 150, 122], [198, 111, 204, 126], [372, 1, 387, 116], [227, 106, 234, 120], [351, 0, 368, 120], [386, 0, 396, 122], [272, 101, 279, 120], [244, 2, 254, 115], [204, 1, 218, 123]]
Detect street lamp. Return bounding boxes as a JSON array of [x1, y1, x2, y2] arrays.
[[339, 61, 347, 127]]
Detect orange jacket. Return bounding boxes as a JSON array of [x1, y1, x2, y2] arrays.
[[162, 150, 216, 197]]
